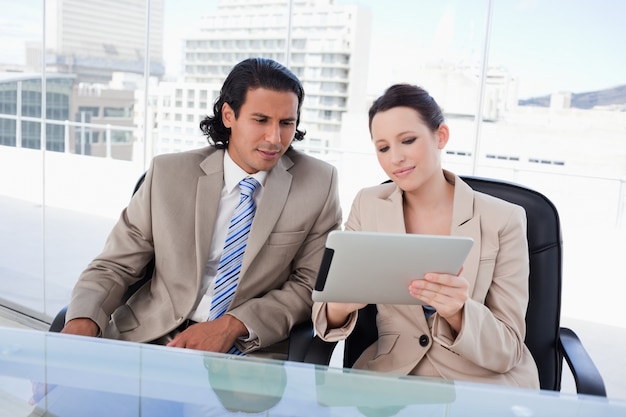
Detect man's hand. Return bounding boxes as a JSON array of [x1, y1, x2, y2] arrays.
[[61, 318, 99, 337], [167, 315, 248, 353]]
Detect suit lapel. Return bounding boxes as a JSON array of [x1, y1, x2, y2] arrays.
[[195, 150, 225, 283], [239, 154, 294, 276], [375, 184, 406, 233], [450, 173, 481, 292]]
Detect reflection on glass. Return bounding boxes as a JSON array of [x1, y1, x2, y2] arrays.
[[3, 327, 623, 417], [0, 0, 46, 316], [197, 356, 287, 415]]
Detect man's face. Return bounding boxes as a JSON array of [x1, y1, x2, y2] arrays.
[[222, 87, 299, 174]]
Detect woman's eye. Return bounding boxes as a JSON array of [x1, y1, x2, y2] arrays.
[[378, 146, 389, 153], [402, 137, 416, 145]]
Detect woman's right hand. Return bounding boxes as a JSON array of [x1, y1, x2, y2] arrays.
[[325, 302, 367, 328]]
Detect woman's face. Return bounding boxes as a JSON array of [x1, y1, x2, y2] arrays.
[[371, 106, 448, 193]]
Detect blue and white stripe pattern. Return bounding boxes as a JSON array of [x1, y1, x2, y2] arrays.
[[208, 177, 259, 356], [209, 177, 260, 322]]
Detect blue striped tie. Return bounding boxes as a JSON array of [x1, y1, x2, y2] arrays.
[[209, 177, 259, 355]]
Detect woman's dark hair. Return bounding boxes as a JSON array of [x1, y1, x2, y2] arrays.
[[199, 57, 306, 149], [368, 83, 445, 133]]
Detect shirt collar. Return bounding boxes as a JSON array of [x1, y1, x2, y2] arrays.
[[223, 150, 267, 194]]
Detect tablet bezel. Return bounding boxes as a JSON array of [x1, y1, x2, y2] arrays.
[[312, 231, 474, 305]]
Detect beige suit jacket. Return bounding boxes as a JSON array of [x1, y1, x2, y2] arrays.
[[67, 146, 342, 355], [313, 171, 540, 389]]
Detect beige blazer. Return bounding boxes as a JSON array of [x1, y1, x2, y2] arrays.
[[313, 171, 540, 389], [67, 146, 342, 355]]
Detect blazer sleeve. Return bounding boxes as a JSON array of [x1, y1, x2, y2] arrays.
[[312, 301, 358, 342], [432, 204, 530, 373], [66, 163, 157, 332], [311, 188, 369, 341]]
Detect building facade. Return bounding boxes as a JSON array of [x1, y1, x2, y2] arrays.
[[0, 73, 75, 152], [29, 0, 165, 83], [176, 0, 372, 154], [72, 80, 136, 160], [149, 81, 221, 156]]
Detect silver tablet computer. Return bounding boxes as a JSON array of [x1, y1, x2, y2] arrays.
[[312, 231, 474, 305]]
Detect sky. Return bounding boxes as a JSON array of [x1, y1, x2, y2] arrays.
[[342, 0, 626, 97], [1, 0, 625, 99], [161, 0, 626, 98]]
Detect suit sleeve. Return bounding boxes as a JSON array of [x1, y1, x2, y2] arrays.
[[311, 188, 365, 341], [65, 164, 157, 332], [229, 165, 342, 351], [432, 205, 530, 373], [312, 301, 358, 342]]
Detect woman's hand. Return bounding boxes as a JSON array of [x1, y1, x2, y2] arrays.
[[408, 269, 469, 332], [325, 302, 367, 329]]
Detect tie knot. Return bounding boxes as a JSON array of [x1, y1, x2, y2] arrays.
[[239, 177, 259, 197]]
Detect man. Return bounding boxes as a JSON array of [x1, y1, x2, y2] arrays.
[[61, 57, 342, 358]]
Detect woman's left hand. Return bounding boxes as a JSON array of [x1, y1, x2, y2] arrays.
[[408, 269, 469, 332]]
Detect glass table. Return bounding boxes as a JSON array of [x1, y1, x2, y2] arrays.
[[1, 327, 624, 416]]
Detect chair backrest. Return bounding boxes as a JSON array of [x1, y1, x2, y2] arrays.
[[344, 176, 564, 391]]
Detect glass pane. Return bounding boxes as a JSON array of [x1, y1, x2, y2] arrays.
[[0, 1, 45, 316], [334, 1, 491, 208], [488, 0, 626, 327], [40, 0, 160, 317]]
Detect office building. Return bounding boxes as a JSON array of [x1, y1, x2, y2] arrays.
[[405, 63, 519, 121], [27, 0, 165, 83], [0, 72, 143, 160], [177, 0, 372, 154], [72, 79, 137, 160], [0, 72, 74, 152], [148, 81, 221, 156]]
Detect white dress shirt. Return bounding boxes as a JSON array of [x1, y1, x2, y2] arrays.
[[189, 150, 267, 330]]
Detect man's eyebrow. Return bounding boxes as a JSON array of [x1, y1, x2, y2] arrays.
[[250, 112, 296, 122]]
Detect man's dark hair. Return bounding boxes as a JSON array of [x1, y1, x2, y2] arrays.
[[199, 57, 306, 149]]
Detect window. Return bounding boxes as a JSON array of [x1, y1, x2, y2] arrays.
[[78, 106, 100, 117], [103, 107, 128, 118], [111, 131, 131, 143], [1, 1, 624, 371]]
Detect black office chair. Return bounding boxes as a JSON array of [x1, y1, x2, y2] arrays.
[[49, 172, 312, 361], [299, 176, 607, 397]]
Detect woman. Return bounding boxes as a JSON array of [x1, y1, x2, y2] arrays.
[[313, 84, 540, 389]]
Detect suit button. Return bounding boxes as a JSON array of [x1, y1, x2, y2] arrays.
[[419, 335, 430, 347]]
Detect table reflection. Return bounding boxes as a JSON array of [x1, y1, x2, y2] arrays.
[[0, 327, 623, 417]]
